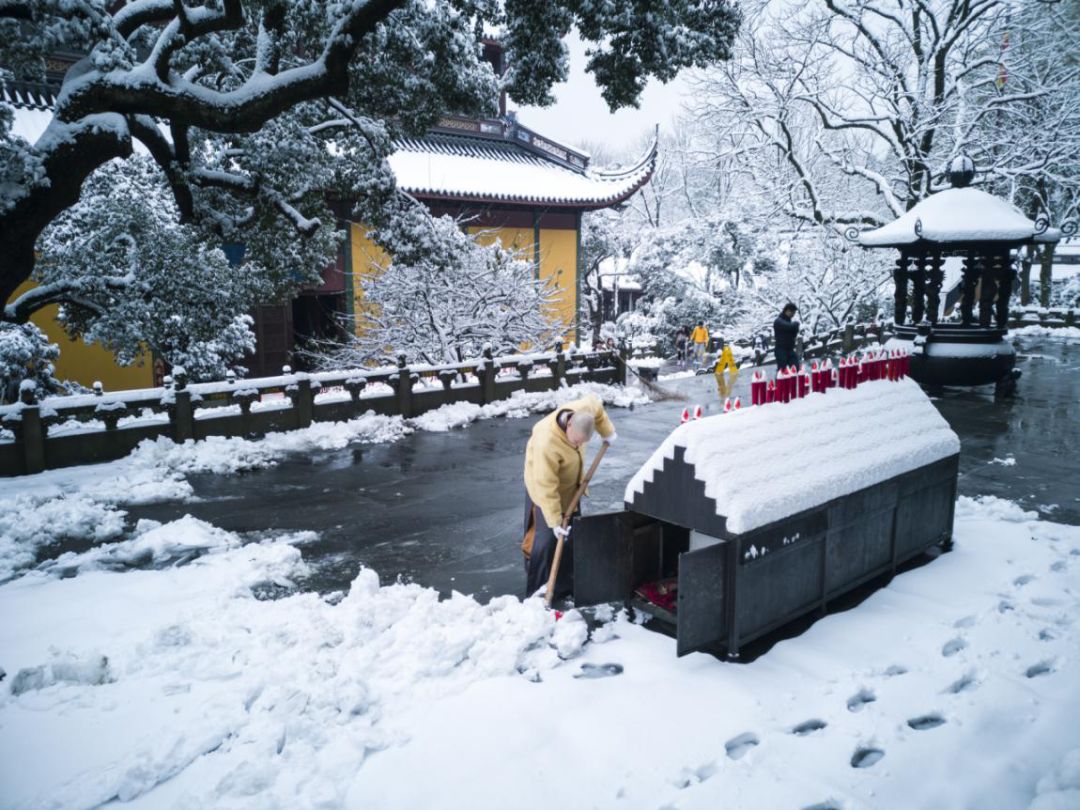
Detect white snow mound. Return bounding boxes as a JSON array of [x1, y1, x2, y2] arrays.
[[625, 378, 960, 533]]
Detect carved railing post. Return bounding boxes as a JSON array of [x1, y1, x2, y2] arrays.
[[480, 345, 496, 404], [9, 381, 46, 474], [286, 372, 314, 428], [551, 340, 566, 389], [170, 366, 194, 443], [391, 355, 414, 417]]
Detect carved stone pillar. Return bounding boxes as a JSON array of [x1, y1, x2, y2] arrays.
[[979, 250, 998, 328], [960, 251, 979, 326], [994, 250, 1014, 328], [892, 252, 909, 325], [926, 252, 944, 324], [911, 252, 927, 324]]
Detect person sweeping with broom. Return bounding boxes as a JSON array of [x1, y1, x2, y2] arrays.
[[522, 393, 616, 602]]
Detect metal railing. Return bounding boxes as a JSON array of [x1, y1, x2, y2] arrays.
[[0, 344, 626, 477]]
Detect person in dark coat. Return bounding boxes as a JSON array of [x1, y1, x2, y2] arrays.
[[773, 303, 800, 370]]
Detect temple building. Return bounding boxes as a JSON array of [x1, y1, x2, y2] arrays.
[[2, 47, 656, 387]]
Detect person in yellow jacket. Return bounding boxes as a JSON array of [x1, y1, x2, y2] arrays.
[[714, 340, 737, 375], [522, 393, 616, 598], [690, 321, 709, 365]]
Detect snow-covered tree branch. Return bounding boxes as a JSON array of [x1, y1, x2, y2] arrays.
[[0, 0, 742, 324]]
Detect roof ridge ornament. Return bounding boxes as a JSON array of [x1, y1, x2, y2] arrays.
[[947, 155, 976, 188]]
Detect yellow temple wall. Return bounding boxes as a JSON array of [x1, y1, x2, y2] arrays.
[[14, 282, 153, 391], [537, 227, 578, 338]]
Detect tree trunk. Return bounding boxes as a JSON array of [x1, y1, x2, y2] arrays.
[[1039, 244, 1055, 308], [1020, 253, 1032, 306]]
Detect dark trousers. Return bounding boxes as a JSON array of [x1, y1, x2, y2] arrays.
[[775, 347, 798, 371], [522, 491, 574, 600]]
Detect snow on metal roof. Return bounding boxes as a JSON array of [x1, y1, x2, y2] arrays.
[[389, 132, 656, 209], [625, 378, 959, 534], [858, 187, 1054, 247]]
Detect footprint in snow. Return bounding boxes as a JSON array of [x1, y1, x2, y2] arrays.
[[574, 663, 623, 679], [802, 803, 842, 810], [672, 760, 718, 789], [907, 713, 946, 731], [946, 672, 979, 694], [998, 600, 1015, 614], [725, 732, 760, 760], [942, 637, 967, 657], [1032, 597, 1065, 607], [954, 615, 976, 629], [1050, 561, 1066, 572], [1039, 629, 1056, 641], [847, 688, 876, 712], [792, 719, 828, 736], [883, 664, 908, 677], [851, 747, 885, 769], [1014, 574, 1035, 587], [1025, 660, 1055, 679]]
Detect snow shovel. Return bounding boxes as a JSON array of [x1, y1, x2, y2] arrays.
[[544, 440, 610, 608]]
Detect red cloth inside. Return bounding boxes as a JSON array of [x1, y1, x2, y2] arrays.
[[634, 578, 679, 612]]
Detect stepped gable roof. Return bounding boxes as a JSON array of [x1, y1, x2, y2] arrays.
[[390, 116, 657, 210], [625, 378, 960, 536]]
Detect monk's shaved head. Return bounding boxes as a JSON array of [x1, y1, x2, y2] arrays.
[[566, 411, 595, 447]]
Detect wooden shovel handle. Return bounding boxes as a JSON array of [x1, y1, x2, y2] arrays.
[[544, 441, 610, 607]]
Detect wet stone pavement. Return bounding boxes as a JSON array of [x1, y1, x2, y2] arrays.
[[128, 335, 1080, 601]]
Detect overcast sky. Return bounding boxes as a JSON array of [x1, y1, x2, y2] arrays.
[[512, 31, 690, 161]]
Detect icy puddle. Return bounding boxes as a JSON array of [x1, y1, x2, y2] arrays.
[[0, 494, 1078, 809]]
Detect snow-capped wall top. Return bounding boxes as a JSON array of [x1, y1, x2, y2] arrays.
[[624, 378, 960, 534], [858, 187, 1055, 247]]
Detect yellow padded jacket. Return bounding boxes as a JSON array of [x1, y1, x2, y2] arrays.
[[523, 394, 614, 528], [690, 325, 709, 344]]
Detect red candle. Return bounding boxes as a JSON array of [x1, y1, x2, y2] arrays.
[[680, 407, 690, 424], [766, 379, 776, 403], [694, 404, 703, 420], [723, 397, 732, 413], [733, 396, 742, 410], [751, 370, 766, 405]]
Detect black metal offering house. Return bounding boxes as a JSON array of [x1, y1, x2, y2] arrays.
[[853, 156, 1075, 390], [572, 378, 960, 658]]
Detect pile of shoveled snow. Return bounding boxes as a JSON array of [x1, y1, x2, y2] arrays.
[[0, 495, 1077, 810], [0, 383, 647, 583], [0, 519, 591, 809], [410, 381, 648, 432]]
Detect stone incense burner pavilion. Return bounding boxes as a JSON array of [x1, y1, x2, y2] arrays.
[[854, 157, 1074, 391]]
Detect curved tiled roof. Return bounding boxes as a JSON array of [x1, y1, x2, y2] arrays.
[[2, 83, 655, 210], [388, 131, 657, 210]]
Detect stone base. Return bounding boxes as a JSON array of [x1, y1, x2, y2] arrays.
[[886, 325, 1016, 387]]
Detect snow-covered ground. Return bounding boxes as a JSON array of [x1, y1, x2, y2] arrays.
[[0, 382, 646, 584], [2, 377, 1079, 810], [0, 496, 1076, 809]]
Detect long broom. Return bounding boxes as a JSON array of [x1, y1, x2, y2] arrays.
[[616, 354, 687, 402], [544, 440, 610, 607]]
